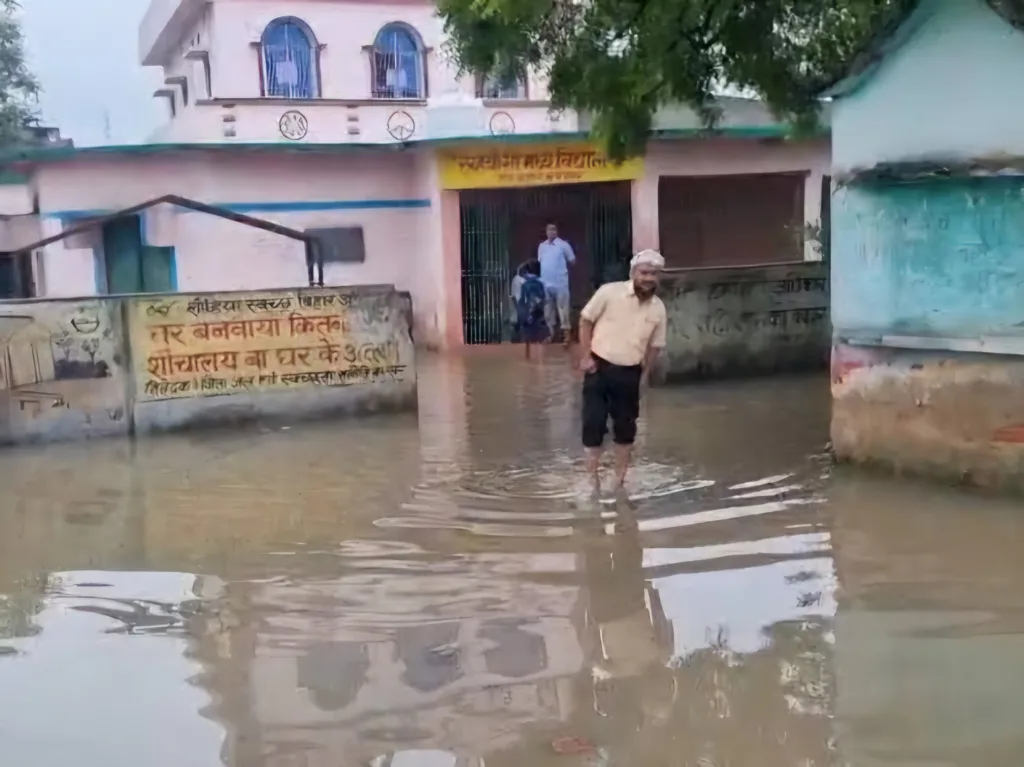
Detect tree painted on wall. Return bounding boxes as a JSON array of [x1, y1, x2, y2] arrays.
[[54, 332, 73, 362], [81, 338, 99, 365]]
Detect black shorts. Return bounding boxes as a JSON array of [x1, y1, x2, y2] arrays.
[[581, 354, 642, 448]]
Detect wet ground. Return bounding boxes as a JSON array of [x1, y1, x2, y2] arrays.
[[1, 350, 1023, 767]]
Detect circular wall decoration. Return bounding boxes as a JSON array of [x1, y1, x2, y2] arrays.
[[279, 110, 308, 140], [489, 111, 516, 136], [386, 110, 416, 141]]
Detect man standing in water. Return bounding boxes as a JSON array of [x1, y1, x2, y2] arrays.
[[577, 249, 667, 494], [537, 223, 575, 345]]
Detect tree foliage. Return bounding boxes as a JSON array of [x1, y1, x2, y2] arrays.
[[0, 0, 38, 148], [438, 0, 916, 158]]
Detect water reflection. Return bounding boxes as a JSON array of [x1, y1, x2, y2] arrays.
[[0, 353, 1021, 766], [0, 570, 224, 767]]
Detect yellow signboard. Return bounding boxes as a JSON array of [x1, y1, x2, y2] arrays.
[[437, 141, 643, 190], [131, 290, 405, 401]]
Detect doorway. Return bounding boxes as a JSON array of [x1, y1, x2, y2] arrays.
[[459, 181, 632, 344], [101, 215, 175, 294]]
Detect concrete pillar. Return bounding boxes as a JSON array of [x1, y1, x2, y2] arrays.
[[440, 188, 463, 348], [803, 169, 824, 261], [414, 150, 462, 350], [631, 165, 659, 254]]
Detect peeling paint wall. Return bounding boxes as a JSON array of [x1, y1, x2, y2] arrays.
[[0, 285, 416, 446], [833, 178, 1024, 338], [831, 343, 1024, 491], [659, 262, 829, 381], [831, 175, 1024, 488]]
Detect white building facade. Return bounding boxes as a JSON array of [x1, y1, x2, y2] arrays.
[[139, 0, 578, 144]]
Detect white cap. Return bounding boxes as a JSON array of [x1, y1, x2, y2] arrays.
[[630, 249, 665, 271]]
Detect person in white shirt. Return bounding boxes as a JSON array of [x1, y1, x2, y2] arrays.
[[537, 223, 575, 344]]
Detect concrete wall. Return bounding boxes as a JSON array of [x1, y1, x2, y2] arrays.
[[659, 262, 829, 381], [0, 297, 130, 444], [831, 343, 1024, 492], [833, 178, 1024, 338], [831, 176, 1024, 490], [0, 285, 415, 446], [831, 0, 1024, 175], [828, 0, 1024, 490]]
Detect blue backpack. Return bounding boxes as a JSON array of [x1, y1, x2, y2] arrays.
[[517, 276, 546, 323]]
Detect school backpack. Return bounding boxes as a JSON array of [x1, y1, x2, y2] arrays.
[[518, 276, 546, 320]]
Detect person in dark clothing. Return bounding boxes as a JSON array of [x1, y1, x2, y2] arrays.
[[516, 259, 548, 359]]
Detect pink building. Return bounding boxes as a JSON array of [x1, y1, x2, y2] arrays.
[[0, 0, 830, 350]]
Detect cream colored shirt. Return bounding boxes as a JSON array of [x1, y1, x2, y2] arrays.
[[580, 281, 667, 367], [598, 609, 663, 678]]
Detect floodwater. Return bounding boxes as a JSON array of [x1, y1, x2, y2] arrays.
[[1, 352, 1023, 767]]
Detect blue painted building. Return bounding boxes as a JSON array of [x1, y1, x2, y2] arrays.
[[828, 0, 1024, 489]]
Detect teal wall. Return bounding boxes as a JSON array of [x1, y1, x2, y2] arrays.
[[832, 177, 1024, 338]]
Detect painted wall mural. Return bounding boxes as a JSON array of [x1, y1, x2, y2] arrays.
[[0, 300, 126, 441], [130, 289, 408, 402], [0, 287, 415, 445]]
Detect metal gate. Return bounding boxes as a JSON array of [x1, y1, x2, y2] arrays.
[[460, 182, 632, 344]]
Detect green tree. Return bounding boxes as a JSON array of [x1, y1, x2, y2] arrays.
[[438, 0, 915, 158], [0, 0, 38, 148]]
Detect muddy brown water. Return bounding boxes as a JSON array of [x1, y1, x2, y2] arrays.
[[1, 351, 1023, 767]]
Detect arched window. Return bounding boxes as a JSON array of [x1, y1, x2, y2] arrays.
[[261, 17, 319, 99], [479, 69, 527, 100], [371, 23, 425, 99]]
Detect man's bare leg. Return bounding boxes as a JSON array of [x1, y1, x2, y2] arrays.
[[584, 447, 603, 496], [612, 443, 632, 491]]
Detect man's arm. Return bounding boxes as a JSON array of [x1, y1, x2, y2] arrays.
[[578, 318, 595, 360], [562, 240, 576, 265], [641, 311, 668, 384], [577, 286, 609, 368]]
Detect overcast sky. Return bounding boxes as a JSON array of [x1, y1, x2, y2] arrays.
[[23, 0, 163, 145]]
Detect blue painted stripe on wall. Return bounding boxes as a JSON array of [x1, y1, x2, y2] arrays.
[[43, 198, 431, 220], [214, 199, 431, 213]]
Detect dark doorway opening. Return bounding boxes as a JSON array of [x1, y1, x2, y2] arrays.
[[459, 181, 632, 345], [0, 251, 34, 299]]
